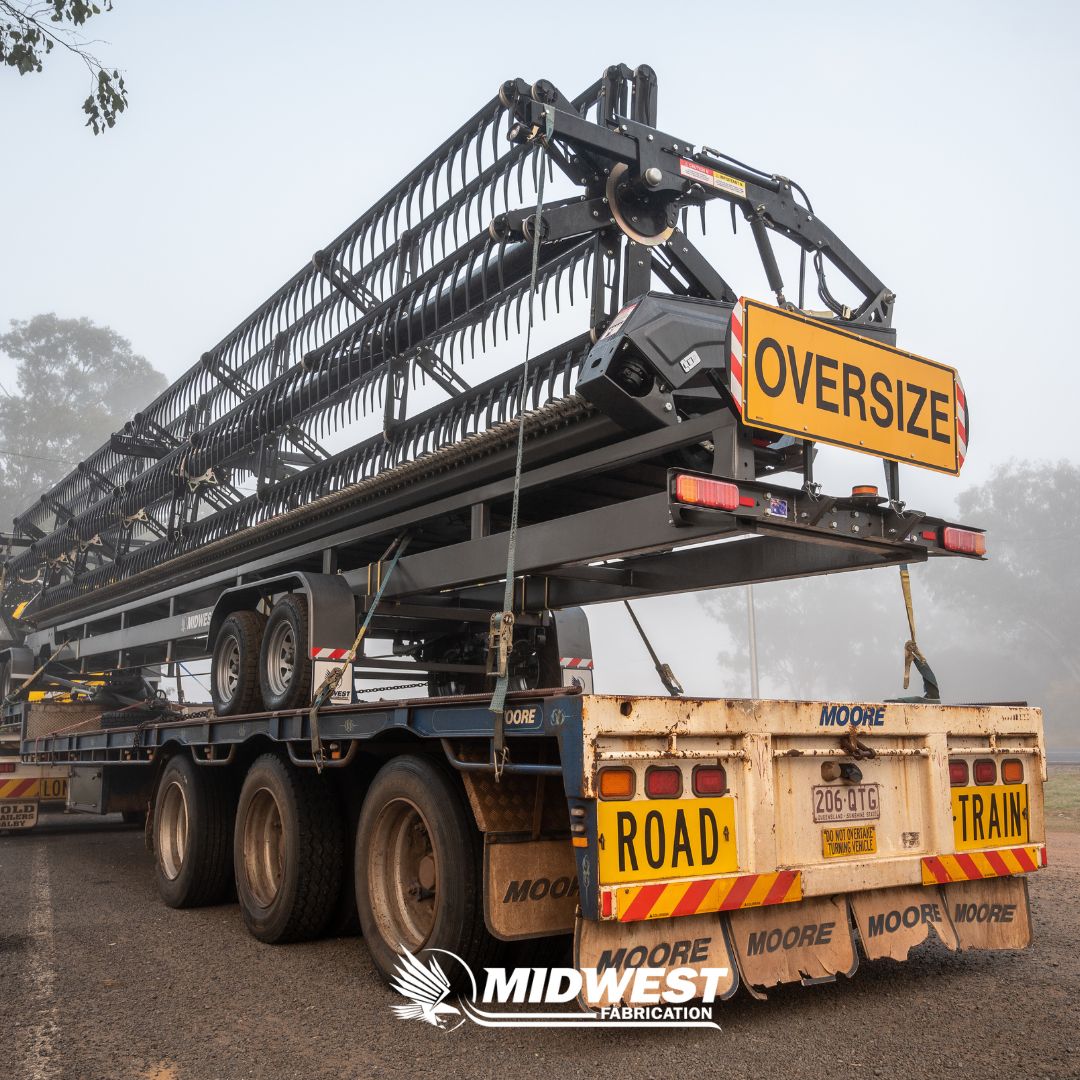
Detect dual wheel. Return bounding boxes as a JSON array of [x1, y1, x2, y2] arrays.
[[152, 751, 495, 978], [211, 594, 312, 716]]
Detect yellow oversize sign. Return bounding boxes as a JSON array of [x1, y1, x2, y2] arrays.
[[737, 300, 962, 475]]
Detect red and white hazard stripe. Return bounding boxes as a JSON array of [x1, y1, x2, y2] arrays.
[[560, 657, 594, 670], [955, 374, 969, 471], [311, 647, 349, 661], [728, 299, 745, 414]]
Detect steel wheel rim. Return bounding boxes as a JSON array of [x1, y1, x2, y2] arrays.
[[216, 634, 241, 703], [265, 620, 295, 698], [367, 798, 438, 951], [243, 787, 285, 908], [157, 780, 189, 880]]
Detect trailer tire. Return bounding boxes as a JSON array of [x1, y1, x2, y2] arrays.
[[211, 610, 266, 716], [234, 753, 343, 944], [258, 594, 312, 712], [354, 755, 499, 984], [153, 753, 235, 908]]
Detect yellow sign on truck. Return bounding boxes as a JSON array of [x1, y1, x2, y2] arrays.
[[730, 299, 967, 475]]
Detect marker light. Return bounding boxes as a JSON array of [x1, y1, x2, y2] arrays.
[[645, 766, 682, 798], [973, 758, 997, 785], [942, 527, 986, 556], [1001, 758, 1025, 784], [949, 760, 969, 786], [673, 474, 740, 511], [693, 765, 727, 796], [598, 766, 635, 800], [852, 485, 879, 497]]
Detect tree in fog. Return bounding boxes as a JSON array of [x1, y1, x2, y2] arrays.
[[1, 0, 127, 131], [0, 314, 165, 528], [704, 460, 1080, 747]]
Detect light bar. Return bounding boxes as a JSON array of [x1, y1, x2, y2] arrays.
[[942, 527, 986, 556], [673, 474, 740, 511]]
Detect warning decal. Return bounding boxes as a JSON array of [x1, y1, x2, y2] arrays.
[[678, 159, 747, 198]]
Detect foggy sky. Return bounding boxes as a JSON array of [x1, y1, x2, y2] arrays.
[[2, 0, 1077, 706]]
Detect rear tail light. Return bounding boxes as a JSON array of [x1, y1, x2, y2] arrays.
[[693, 765, 727, 796], [0, 761, 15, 774], [598, 766, 635, 800], [948, 759, 969, 786], [645, 766, 682, 799], [673, 474, 740, 511], [941, 527, 986, 556], [973, 758, 997, 785], [1001, 758, 1024, 784]]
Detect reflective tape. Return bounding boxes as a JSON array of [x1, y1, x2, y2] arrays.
[[610, 869, 802, 923], [0, 778, 40, 799], [921, 844, 1044, 885]]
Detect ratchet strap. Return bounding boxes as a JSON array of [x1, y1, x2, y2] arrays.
[[623, 601, 683, 697], [308, 530, 411, 770], [488, 104, 555, 780], [899, 564, 940, 700]]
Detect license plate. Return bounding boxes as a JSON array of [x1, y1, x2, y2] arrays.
[[597, 797, 738, 885], [812, 782, 880, 823], [951, 784, 1028, 851], [822, 824, 877, 858], [735, 299, 963, 475], [0, 801, 39, 830], [39, 778, 67, 801]]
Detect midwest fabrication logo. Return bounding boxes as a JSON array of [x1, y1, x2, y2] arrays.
[[388, 947, 725, 1030]]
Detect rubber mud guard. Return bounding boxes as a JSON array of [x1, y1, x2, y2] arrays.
[[727, 895, 857, 998], [849, 884, 959, 960], [939, 876, 1033, 951]]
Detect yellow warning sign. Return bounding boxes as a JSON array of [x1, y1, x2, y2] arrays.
[[740, 300, 961, 475], [822, 824, 877, 859]]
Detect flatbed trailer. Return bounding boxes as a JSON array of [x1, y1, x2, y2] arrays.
[[16, 689, 1046, 999], [1, 62, 1045, 1006]]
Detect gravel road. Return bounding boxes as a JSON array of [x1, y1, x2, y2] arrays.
[[1, 815, 1077, 1080]]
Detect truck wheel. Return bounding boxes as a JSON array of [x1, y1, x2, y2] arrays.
[[211, 611, 266, 716], [153, 754, 235, 907], [234, 753, 343, 943], [355, 755, 499, 983], [259, 595, 312, 712]]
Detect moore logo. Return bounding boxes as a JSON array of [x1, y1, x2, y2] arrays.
[[819, 704, 886, 728], [502, 876, 579, 903], [503, 706, 540, 728]]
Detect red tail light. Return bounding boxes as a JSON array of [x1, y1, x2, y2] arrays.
[[645, 766, 682, 798], [973, 758, 996, 785], [0, 761, 15, 774], [942, 527, 986, 556], [673, 474, 740, 511], [948, 760, 968, 786], [693, 765, 727, 796]]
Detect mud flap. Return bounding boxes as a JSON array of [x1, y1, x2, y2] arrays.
[[727, 895, 857, 998], [941, 876, 1033, 950], [484, 838, 579, 941], [574, 913, 739, 1007], [849, 885, 958, 960]]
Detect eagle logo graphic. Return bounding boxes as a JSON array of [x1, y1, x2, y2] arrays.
[[388, 948, 462, 1029]]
